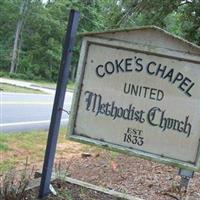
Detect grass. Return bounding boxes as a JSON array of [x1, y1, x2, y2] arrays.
[[0, 143, 10, 152], [110, 151, 119, 160], [59, 189, 73, 200], [30, 80, 57, 89], [1, 77, 75, 91], [0, 130, 48, 173], [31, 80, 75, 90], [67, 81, 75, 90], [0, 83, 45, 94], [0, 160, 17, 173], [0, 134, 11, 152], [0, 128, 101, 174]]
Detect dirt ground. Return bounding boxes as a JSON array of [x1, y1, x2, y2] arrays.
[[1, 140, 200, 200], [53, 151, 200, 200]]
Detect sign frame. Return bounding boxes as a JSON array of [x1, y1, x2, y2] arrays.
[[67, 35, 200, 172]]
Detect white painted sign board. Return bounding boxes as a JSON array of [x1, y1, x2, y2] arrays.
[[68, 26, 200, 171]]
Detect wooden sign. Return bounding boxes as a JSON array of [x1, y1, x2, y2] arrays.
[[68, 26, 200, 172]]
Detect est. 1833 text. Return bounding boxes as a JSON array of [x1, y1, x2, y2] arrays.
[[123, 127, 144, 146]]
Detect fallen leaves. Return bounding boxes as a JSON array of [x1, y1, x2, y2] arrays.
[[111, 160, 118, 172]]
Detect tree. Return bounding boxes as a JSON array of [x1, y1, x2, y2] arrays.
[[0, 0, 19, 72], [10, 0, 30, 74], [0, 0, 199, 81], [179, 0, 200, 45]]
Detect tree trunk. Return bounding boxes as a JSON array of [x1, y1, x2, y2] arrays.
[[10, 20, 23, 73], [10, 0, 28, 74]]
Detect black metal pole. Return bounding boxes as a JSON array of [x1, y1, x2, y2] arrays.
[[38, 10, 80, 198]]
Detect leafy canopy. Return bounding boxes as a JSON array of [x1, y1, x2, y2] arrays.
[[0, 0, 199, 81]]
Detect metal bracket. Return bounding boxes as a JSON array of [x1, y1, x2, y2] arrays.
[[59, 107, 71, 115], [178, 168, 194, 190]]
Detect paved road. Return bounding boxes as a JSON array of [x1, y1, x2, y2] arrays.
[[0, 92, 73, 133]]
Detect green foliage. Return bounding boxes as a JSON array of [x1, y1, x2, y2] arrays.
[[0, 160, 16, 174], [0, 0, 199, 82], [164, 12, 183, 37], [0, 164, 33, 200], [179, 0, 200, 45], [0, 143, 10, 152], [0, 71, 9, 77], [0, 0, 19, 71], [9, 73, 30, 80]]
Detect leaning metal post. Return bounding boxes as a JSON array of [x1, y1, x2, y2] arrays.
[[38, 9, 80, 198], [178, 168, 194, 191]]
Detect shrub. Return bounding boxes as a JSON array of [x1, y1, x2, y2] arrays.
[[0, 71, 9, 77], [0, 166, 35, 200], [9, 73, 30, 80]]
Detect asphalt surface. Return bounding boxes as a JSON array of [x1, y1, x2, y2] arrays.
[[0, 92, 73, 133]]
